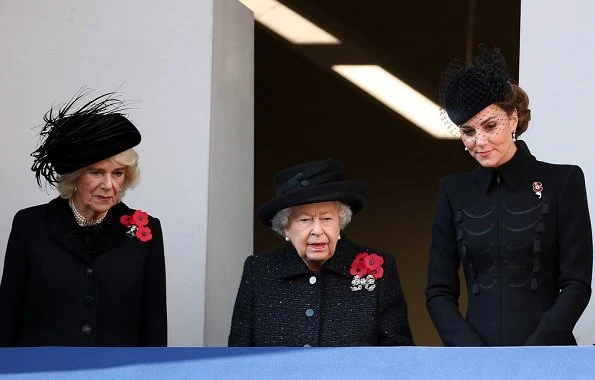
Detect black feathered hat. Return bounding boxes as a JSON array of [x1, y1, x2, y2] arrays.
[[31, 91, 141, 187], [440, 45, 512, 125], [257, 159, 368, 226]]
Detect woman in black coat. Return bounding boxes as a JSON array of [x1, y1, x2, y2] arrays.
[[425, 47, 592, 346], [229, 159, 413, 346], [0, 92, 167, 346]]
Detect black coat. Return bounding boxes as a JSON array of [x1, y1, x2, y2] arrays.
[[426, 141, 592, 346], [0, 197, 167, 347], [228, 237, 413, 346]]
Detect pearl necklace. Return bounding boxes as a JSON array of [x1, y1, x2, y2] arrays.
[[69, 198, 107, 227]]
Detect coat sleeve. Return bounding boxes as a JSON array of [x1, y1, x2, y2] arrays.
[[425, 180, 486, 346], [139, 217, 168, 346], [377, 254, 414, 345], [525, 166, 593, 345], [228, 255, 255, 346], [0, 211, 29, 346]]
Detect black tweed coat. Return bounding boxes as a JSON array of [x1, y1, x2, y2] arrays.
[[0, 197, 167, 347], [228, 237, 413, 346], [426, 141, 592, 346]]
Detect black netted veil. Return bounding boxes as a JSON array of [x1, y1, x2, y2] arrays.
[[439, 45, 512, 127]]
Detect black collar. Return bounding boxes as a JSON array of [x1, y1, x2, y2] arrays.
[[475, 140, 537, 193], [278, 237, 356, 279], [46, 197, 133, 263]]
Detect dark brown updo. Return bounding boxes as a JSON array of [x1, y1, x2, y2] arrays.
[[495, 84, 531, 136]]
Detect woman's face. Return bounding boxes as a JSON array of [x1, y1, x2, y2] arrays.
[[459, 104, 518, 168], [284, 201, 341, 271], [72, 158, 127, 220]]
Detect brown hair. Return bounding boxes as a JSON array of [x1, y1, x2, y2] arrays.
[[496, 84, 531, 136]]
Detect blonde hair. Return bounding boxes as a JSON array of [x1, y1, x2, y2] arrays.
[[56, 148, 140, 200]]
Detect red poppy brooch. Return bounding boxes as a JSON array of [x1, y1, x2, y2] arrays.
[[120, 210, 153, 242], [350, 252, 384, 291], [532, 181, 543, 199]]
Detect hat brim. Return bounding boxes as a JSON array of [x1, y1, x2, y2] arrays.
[[52, 117, 141, 175], [257, 181, 367, 226]]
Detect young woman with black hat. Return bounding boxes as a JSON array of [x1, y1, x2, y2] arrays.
[[425, 46, 592, 346], [0, 91, 167, 346], [228, 159, 413, 346]]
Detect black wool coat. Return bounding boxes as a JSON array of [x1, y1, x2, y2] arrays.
[[228, 237, 414, 346], [426, 141, 592, 346], [0, 197, 167, 347]]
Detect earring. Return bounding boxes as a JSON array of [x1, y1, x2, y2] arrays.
[[512, 130, 517, 142], [338, 234, 341, 240], [464, 147, 468, 151], [285, 236, 290, 242]]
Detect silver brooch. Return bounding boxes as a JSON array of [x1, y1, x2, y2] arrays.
[[350, 274, 376, 292], [126, 225, 138, 238]]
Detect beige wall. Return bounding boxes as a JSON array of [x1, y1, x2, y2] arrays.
[[520, 0, 595, 345], [0, 0, 254, 347], [205, 0, 254, 346]]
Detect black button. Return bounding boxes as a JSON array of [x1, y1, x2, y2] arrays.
[[81, 325, 93, 335], [81, 296, 95, 307], [85, 268, 94, 278]]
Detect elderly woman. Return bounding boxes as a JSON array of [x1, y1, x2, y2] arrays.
[[0, 92, 167, 346], [425, 46, 592, 346], [229, 159, 413, 346]]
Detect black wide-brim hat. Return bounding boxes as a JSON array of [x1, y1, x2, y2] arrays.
[[31, 92, 141, 186], [257, 159, 368, 226]]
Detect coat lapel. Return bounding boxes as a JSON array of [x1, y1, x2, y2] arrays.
[[277, 237, 357, 279], [89, 202, 129, 257], [278, 243, 311, 278], [323, 237, 357, 278], [46, 197, 132, 262], [475, 140, 537, 193], [46, 197, 91, 263]]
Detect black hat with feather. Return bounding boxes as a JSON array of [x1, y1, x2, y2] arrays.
[[31, 91, 141, 187]]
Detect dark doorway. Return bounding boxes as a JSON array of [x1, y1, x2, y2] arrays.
[[252, 0, 521, 345]]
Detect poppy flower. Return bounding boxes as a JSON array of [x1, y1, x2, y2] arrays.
[[354, 252, 368, 264], [369, 265, 384, 280], [350, 260, 368, 277], [120, 215, 133, 226], [136, 226, 153, 242], [532, 182, 543, 193], [364, 253, 384, 270], [132, 210, 149, 226]]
